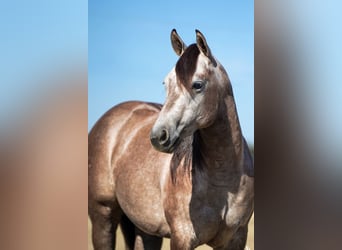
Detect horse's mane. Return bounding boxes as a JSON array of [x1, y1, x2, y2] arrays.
[[170, 130, 203, 183]]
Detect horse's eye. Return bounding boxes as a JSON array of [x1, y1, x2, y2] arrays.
[[192, 81, 204, 92]]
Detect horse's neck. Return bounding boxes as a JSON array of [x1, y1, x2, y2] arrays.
[[170, 95, 245, 185], [196, 95, 243, 174]]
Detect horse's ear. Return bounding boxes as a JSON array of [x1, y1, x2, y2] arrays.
[[195, 29, 217, 66], [171, 29, 187, 56], [195, 29, 211, 57]]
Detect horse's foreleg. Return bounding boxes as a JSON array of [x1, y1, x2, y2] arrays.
[[170, 240, 194, 250], [89, 202, 121, 250], [215, 226, 248, 250], [169, 234, 195, 250]]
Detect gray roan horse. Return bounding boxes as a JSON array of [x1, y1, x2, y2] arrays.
[[89, 29, 254, 250]]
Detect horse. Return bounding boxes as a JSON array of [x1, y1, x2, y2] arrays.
[[88, 29, 254, 250]]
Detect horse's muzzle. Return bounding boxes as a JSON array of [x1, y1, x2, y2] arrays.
[[150, 127, 174, 153]]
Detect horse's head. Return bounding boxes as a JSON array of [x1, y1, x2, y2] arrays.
[[151, 29, 231, 153]]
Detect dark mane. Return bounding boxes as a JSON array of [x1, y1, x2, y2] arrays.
[[175, 44, 200, 90], [170, 130, 203, 183]]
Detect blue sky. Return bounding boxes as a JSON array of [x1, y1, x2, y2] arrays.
[[89, 1, 254, 144], [1, 1, 341, 164], [0, 1, 87, 124]]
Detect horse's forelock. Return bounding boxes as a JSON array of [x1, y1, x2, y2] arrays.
[[175, 44, 200, 91]]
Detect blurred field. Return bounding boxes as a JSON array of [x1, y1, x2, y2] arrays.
[[88, 214, 253, 250]]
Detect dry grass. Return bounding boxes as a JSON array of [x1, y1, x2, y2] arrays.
[[88, 214, 254, 250]]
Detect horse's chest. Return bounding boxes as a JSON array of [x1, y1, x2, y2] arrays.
[[164, 184, 252, 245], [192, 198, 251, 247]]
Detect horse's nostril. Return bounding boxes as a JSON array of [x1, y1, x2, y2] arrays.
[[159, 129, 169, 145], [150, 128, 171, 150]]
